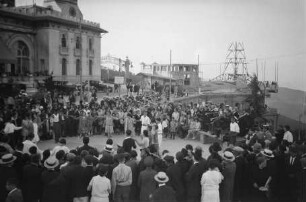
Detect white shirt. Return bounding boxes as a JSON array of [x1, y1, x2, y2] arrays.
[[283, 131, 293, 143], [51, 114, 60, 123], [52, 145, 70, 156], [88, 176, 111, 199], [141, 116, 151, 126], [230, 122, 240, 133], [157, 123, 163, 134], [4, 122, 22, 134], [22, 140, 42, 154], [172, 112, 180, 121]]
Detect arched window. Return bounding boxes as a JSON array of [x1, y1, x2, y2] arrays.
[[76, 36, 80, 49], [61, 34, 67, 48], [76, 59, 80, 75], [16, 41, 30, 75], [62, 58, 67, 75], [89, 60, 93, 75]]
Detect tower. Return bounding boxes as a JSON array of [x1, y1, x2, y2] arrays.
[[43, 0, 83, 19], [212, 42, 252, 83]]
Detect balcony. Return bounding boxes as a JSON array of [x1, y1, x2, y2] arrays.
[[87, 49, 94, 57], [74, 48, 81, 57], [59, 46, 69, 55]]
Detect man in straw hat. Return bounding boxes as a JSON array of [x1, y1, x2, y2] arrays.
[[0, 154, 18, 202], [150, 172, 176, 202], [220, 151, 236, 202]]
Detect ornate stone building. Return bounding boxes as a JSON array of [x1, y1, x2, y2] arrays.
[[0, 0, 107, 86]]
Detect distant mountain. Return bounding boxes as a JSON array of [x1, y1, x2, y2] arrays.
[[266, 87, 306, 129]]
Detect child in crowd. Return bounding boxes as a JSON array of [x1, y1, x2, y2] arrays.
[[170, 119, 178, 139], [162, 117, 169, 138]]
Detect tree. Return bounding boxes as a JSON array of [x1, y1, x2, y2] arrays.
[[248, 75, 265, 117]]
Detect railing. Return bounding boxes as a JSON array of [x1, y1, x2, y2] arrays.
[[87, 49, 94, 57], [74, 48, 81, 56], [59, 46, 69, 55]]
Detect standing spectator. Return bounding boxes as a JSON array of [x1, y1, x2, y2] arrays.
[[138, 156, 157, 202], [3, 116, 22, 148], [76, 137, 98, 157], [220, 151, 236, 202], [111, 153, 132, 202], [105, 111, 114, 138], [125, 151, 139, 202], [41, 157, 65, 202], [5, 178, 23, 202], [124, 113, 135, 136], [201, 159, 223, 202], [122, 130, 136, 153], [50, 109, 61, 143], [156, 118, 163, 151], [150, 172, 176, 202], [141, 111, 151, 135], [22, 154, 43, 202], [87, 165, 111, 202], [283, 125, 293, 146], [298, 157, 306, 202], [0, 154, 18, 202], [229, 117, 239, 146], [165, 155, 185, 202], [21, 113, 34, 141]]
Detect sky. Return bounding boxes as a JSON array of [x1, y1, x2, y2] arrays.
[[18, 0, 306, 91]]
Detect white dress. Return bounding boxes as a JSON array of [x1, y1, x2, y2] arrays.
[[201, 169, 223, 202], [89, 176, 111, 202], [32, 122, 40, 143]]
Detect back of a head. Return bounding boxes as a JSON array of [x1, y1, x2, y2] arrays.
[[84, 155, 93, 165], [30, 154, 40, 164], [29, 146, 37, 155], [126, 130, 131, 136], [208, 159, 221, 170], [27, 133, 34, 140], [83, 136, 89, 145]]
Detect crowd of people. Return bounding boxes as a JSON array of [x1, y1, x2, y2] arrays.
[[0, 89, 305, 202]]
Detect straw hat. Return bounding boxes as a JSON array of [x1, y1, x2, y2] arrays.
[[261, 149, 274, 158], [44, 157, 59, 169], [223, 151, 235, 162], [0, 154, 16, 165], [154, 172, 169, 183]]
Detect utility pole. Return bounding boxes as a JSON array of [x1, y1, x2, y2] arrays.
[[169, 50, 172, 100]]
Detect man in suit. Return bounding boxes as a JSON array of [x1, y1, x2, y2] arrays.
[[164, 155, 185, 202], [0, 154, 18, 202], [122, 130, 136, 153], [5, 178, 23, 202], [284, 145, 302, 202], [22, 154, 43, 202], [150, 172, 176, 202], [58, 156, 88, 202], [76, 137, 99, 157], [185, 150, 206, 202]]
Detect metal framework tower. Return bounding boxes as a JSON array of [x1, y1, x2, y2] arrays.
[[212, 42, 252, 83]]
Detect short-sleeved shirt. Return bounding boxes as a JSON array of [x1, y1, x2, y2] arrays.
[[89, 176, 111, 198]]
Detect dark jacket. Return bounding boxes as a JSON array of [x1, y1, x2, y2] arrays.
[[122, 137, 136, 153], [166, 164, 185, 202], [22, 163, 43, 202], [185, 162, 203, 200], [41, 169, 65, 202], [5, 188, 23, 202], [150, 185, 177, 202], [0, 165, 18, 202]]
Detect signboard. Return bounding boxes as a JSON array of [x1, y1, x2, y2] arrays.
[[114, 76, 125, 84]]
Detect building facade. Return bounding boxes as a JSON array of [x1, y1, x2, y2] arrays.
[[140, 62, 200, 87], [0, 0, 107, 86]]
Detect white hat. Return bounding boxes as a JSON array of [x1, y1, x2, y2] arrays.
[[154, 172, 169, 183], [261, 149, 274, 158], [104, 144, 114, 153], [0, 154, 17, 164], [223, 151, 235, 162], [44, 157, 59, 169]]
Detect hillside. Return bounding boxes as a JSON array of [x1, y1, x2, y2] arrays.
[[266, 87, 306, 129]]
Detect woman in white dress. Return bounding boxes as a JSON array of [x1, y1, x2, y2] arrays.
[[201, 159, 224, 202], [88, 165, 111, 202]]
